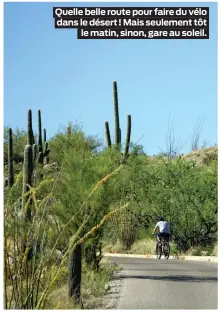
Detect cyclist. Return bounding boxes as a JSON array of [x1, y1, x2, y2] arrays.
[[152, 216, 171, 243]]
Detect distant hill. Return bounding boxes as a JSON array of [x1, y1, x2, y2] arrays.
[[182, 146, 218, 166]]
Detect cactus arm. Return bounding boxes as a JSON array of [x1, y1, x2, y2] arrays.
[[43, 128, 46, 143], [37, 110, 43, 163], [123, 115, 131, 158], [104, 121, 112, 148]]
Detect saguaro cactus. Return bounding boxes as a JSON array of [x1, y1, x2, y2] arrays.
[[22, 145, 33, 220], [104, 81, 132, 158], [8, 128, 14, 187], [22, 144, 34, 261], [27, 109, 33, 145], [68, 243, 82, 304], [113, 81, 121, 145]]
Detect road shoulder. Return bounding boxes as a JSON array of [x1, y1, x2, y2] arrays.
[[103, 252, 218, 262]]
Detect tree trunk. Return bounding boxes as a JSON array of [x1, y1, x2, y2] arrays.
[[68, 243, 82, 304]]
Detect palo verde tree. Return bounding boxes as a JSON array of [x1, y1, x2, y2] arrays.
[[51, 126, 108, 303]]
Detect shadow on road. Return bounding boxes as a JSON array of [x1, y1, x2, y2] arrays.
[[123, 268, 188, 272], [123, 268, 217, 273], [113, 274, 217, 283]]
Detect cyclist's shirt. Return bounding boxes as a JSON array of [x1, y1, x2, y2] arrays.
[[156, 221, 170, 234]]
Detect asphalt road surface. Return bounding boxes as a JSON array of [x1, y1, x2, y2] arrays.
[[106, 256, 218, 309]]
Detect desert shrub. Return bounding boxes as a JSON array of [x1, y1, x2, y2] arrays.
[[211, 244, 218, 256]]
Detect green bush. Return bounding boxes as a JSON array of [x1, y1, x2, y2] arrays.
[[188, 246, 209, 256]]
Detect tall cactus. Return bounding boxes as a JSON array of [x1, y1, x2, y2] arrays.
[[68, 243, 82, 304], [27, 109, 33, 145], [104, 81, 132, 158], [22, 144, 34, 262], [27, 109, 37, 184], [8, 128, 14, 187], [113, 81, 121, 146], [22, 145, 33, 220], [37, 110, 44, 164]]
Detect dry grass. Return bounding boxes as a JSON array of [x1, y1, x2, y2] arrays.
[[103, 238, 210, 259], [45, 261, 118, 309], [212, 244, 218, 256], [103, 240, 126, 254], [46, 286, 81, 309], [129, 238, 156, 255], [103, 238, 156, 255]]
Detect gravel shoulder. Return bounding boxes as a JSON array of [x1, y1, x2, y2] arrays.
[[101, 269, 123, 309]]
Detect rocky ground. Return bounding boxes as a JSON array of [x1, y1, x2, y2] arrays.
[[100, 268, 123, 309]]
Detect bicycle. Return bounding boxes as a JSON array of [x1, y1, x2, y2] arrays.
[[155, 234, 170, 260]]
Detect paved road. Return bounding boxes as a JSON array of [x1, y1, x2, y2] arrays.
[[106, 256, 218, 309]]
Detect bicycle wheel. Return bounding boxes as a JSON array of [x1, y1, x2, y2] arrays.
[[164, 242, 170, 259], [156, 242, 161, 259]]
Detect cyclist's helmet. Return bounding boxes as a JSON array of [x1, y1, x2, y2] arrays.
[[159, 216, 164, 221]]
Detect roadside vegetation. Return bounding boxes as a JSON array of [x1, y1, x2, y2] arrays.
[[4, 81, 217, 309]]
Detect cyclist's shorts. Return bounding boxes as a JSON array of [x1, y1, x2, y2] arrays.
[[157, 232, 170, 241]]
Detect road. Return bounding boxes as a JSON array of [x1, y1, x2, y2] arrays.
[[106, 256, 218, 309]]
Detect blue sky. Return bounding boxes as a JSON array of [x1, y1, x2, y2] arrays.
[[4, 2, 217, 155]]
